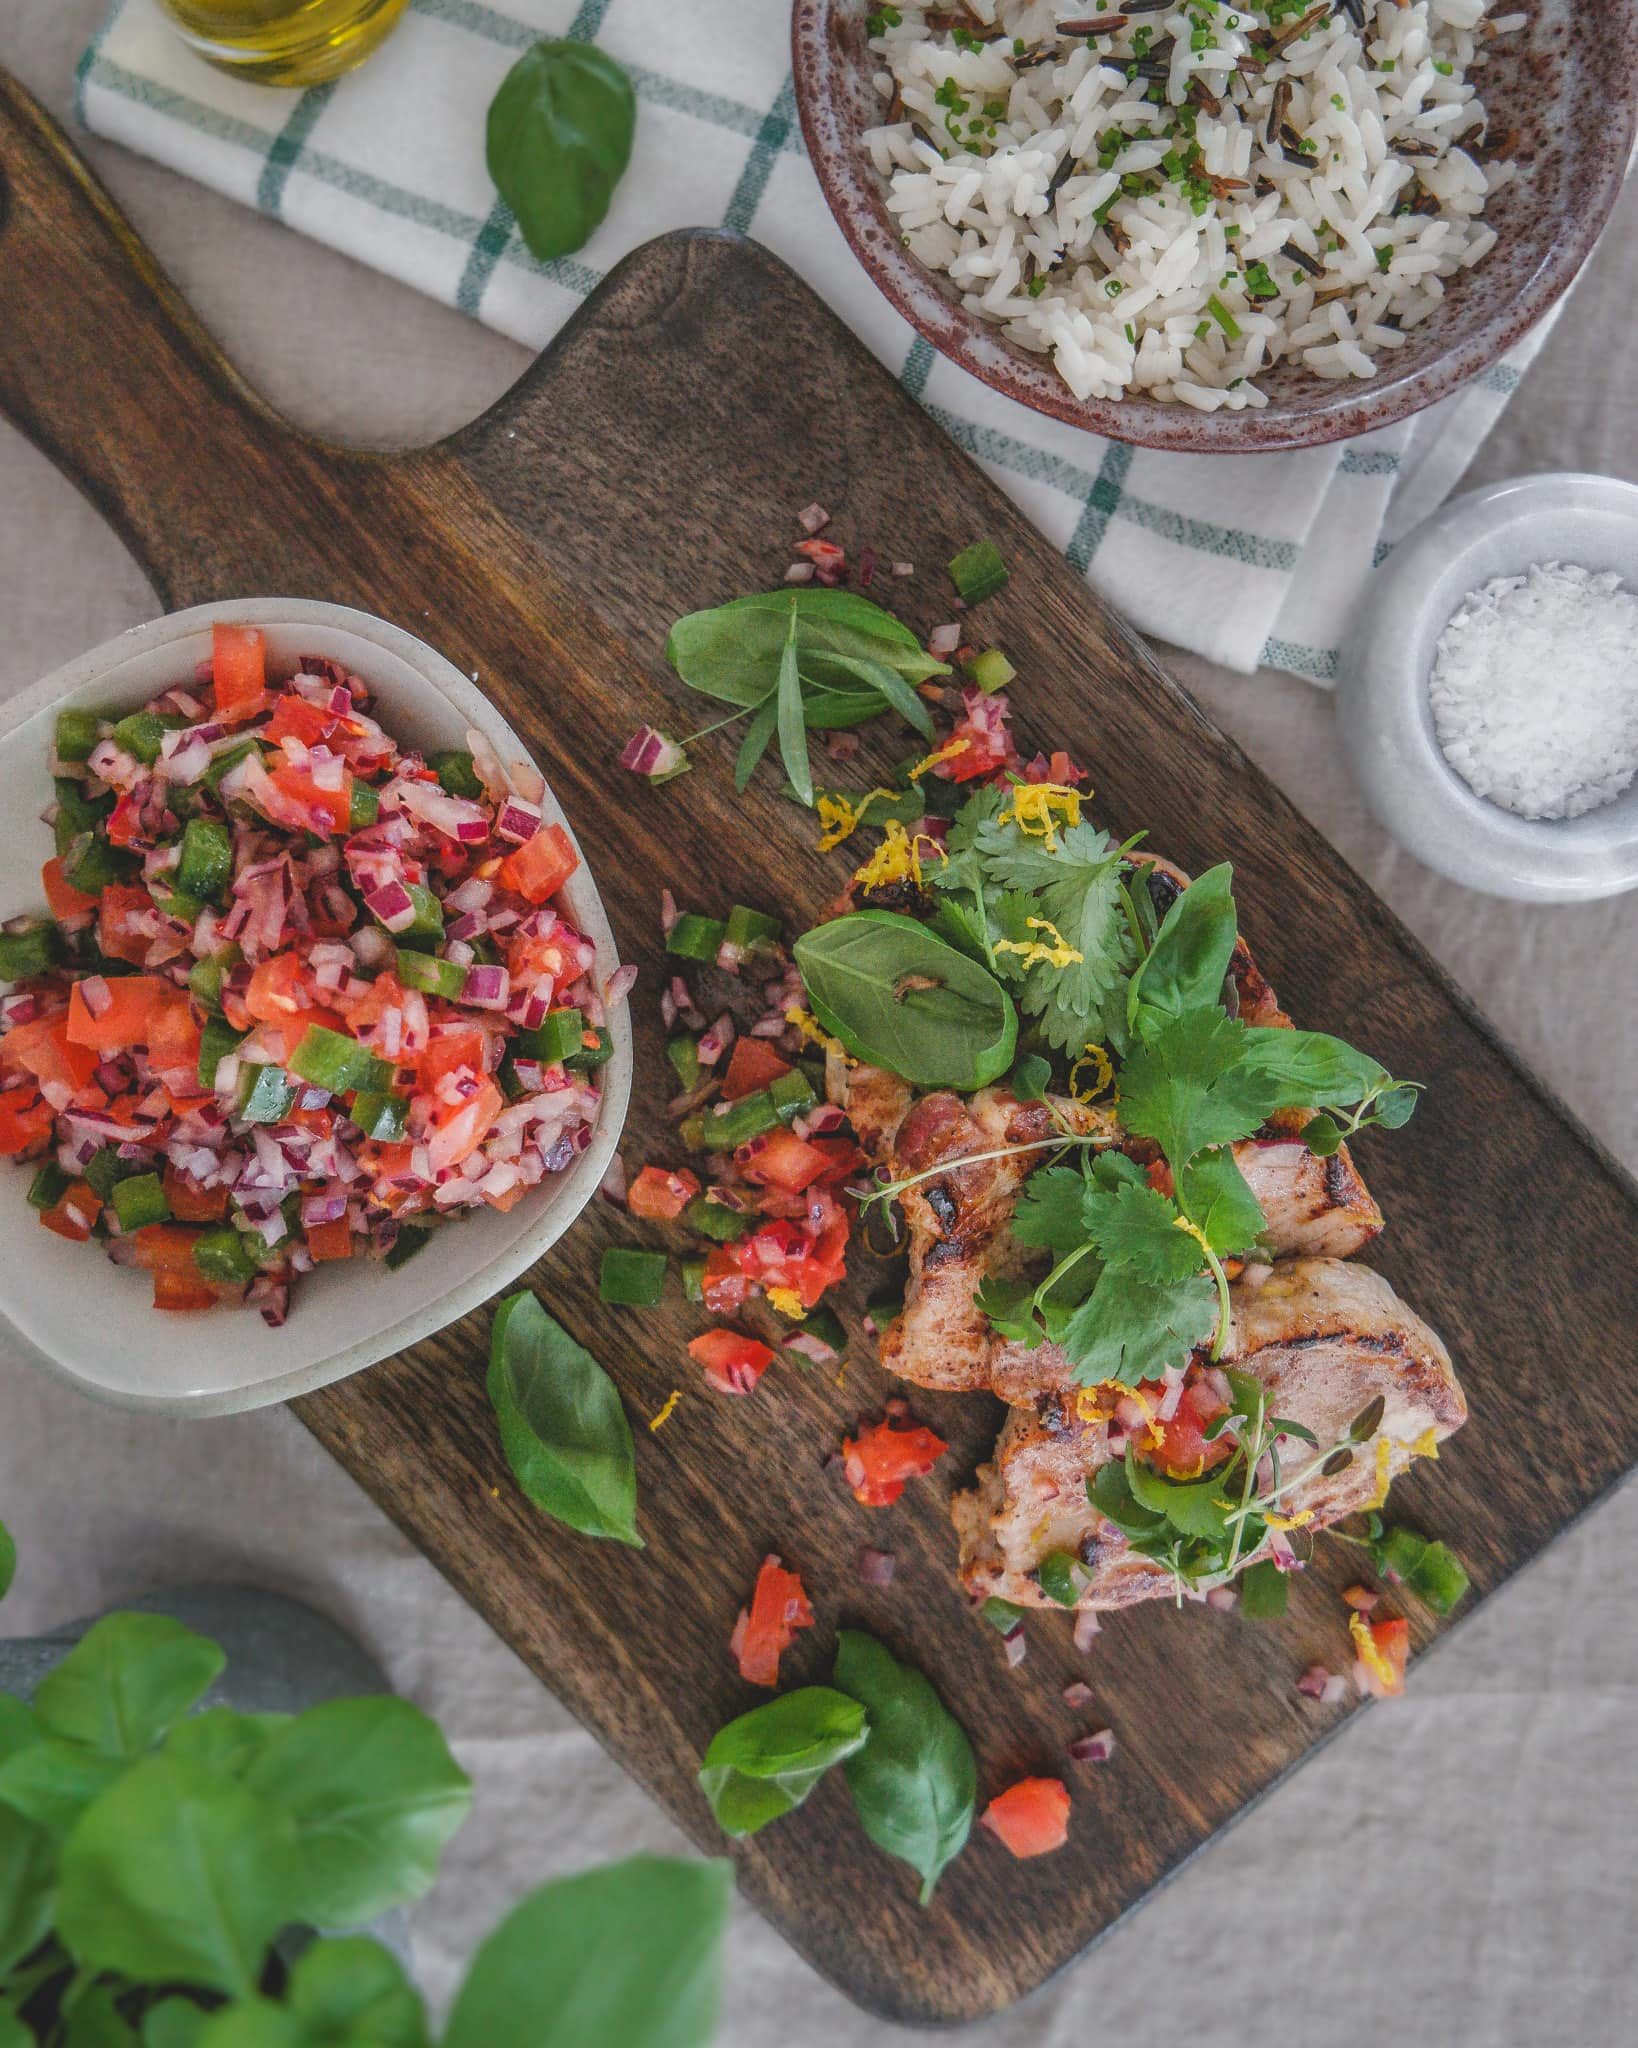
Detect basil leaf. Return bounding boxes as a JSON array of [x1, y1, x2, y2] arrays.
[[0, 1734, 125, 1837], [243, 1698, 471, 1927], [1236, 1026, 1390, 1109], [0, 1517, 13, 1602], [732, 695, 778, 793], [793, 910, 1016, 1088], [774, 599, 812, 807], [1238, 1560, 1289, 1619], [444, 1854, 731, 2048], [666, 589, 949, 709], [57, 1755, 300, 1997], [487, 1292, 642, 1547], [0, 1801, 53, 1975], [61, 1985, 138, 2048], [803, 652, 935, 738], [163, 1708, 290, 1783], [33, 1613, 224, 1760], [139, 2001, 209, 2048], [285, 1936, 429, 2048], [832, 1630, 976, 1906], [698, 1688, 868, 1838], [485, 40, 635, 263], [1059, 1264, 1218, 1387], [0, 1694, 37, 1770], [1176, 1146, 1266, 1256], [1128, 862, 1238, 1031]]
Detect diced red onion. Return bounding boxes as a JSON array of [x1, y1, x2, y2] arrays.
[[1002, 1630, 1028, 1668], [793, 1103, 845, 1138], [697, 1014, 735, 1067], [659, 888, 679, 936], [364, 881, 416, 933], [301, 1191, 348, 1226], [1062, 1682, 1095, 1709], [605, 963, 638, 1006], [79, 976, 112, 1020], [495, 796, 542, 844], [1068, 1729, 1116, 1764], [1297, 1664, 1348, 1704], [798, 502, 830, 535], [444, 910, 485, 944], [928, 622, 962, 657], [783, 561, 815, 585], [1206, 1585, 1238, 1612], [599, 1155, 628, 1206], [892, 560, 914, 578], [1072, 1610, 1102, 1653], [619, 726, 688, 779], [856, 1548, 896, 1587]]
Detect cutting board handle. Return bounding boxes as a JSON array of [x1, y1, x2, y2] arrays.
[[0, 69, 282, 600]]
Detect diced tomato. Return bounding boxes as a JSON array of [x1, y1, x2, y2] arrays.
[[98, 885, 156, 965], [338, 970, 406, 1034], [2, 1012, 99, 1094], [1139, 1378, 1233, 1481], [131, 1224, 204, 1275], [426, 1079, 502, 1174], [42, 856, 99, 923], [720, 1039, 793, 1102], [162, 1164, 229, 1223], [145, 993, 202, 1083], [212, 624, 268, 719], [264, 694, 340, 748], [244, 953, 310, 1023], [0, 1084, 54, 1157], [497, 823, 577, 905], [66, 976, 168, 1053], [730, 1554, 814, 1688], [732, 1201, 850, 1312], [417, 1029, 488, 1090], [268, 762, 352, 837], [688, 1327, 774, 1396], [737, 1127, 832, 1195], [40, 1179, 100, 1243], [700, 1246, 752, 1316], [1352, 1613, 1410, 1699], [104, 791, 145, 849], [627, 1165, 700, 1222], [305, 1217, 354, 1263], [980, 1779, 1071, 1859], [841, 1416, 948, 1508], [152, 1268, 217, 1312]]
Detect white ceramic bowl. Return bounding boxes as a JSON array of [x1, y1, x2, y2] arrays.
[[0, 600, 631, 1415], [1337, 473, 1638, 903]]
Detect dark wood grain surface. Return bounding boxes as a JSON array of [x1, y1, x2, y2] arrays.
[[2, 70, 1635, 2025]]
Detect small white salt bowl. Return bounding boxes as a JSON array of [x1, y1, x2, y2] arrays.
[[1337, 472, 1638, 903], [0, 600, 631, 1416]]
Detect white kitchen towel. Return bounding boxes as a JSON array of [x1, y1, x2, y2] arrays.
[[75, 0, 1557, 681]]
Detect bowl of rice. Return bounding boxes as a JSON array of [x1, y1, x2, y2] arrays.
[[792, 1, 1638, 450]]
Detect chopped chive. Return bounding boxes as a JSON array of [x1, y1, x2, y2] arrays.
[[1205, 294, 1241, 339]]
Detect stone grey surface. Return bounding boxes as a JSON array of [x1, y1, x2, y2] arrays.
[[1, 6, 1635, 2045]]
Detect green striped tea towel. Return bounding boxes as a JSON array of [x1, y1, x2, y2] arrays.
[[76, 0, 1555, 681]]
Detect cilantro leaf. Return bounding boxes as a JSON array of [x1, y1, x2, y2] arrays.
[[1125, 1451, 1237, 1541], [1176, 1146, 1266, 1256], [1058, 1264, 1218, 1387], [1082, 1180, 1202, 1284], [1010, 1164, 1091, 1261], [1116, 1008, 1274, 1166], [1008, 1052, 1052, 1102], [973, 1273, 1044, 1347], [1088, 1461, 1165, 1536], [973, 817, 1134, 1053], [1238, 1560, 1289, 1618]]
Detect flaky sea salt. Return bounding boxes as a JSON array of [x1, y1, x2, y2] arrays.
[[1428, 562, 1638, 820]]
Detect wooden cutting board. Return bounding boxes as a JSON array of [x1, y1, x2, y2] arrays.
[[4, 71, 1637, 2026]]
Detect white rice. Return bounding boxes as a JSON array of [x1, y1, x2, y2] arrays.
[[863, 1, 1523, 408]]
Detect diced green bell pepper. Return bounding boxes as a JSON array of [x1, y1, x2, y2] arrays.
[[431, 750, 483, 800], [0, 921, 62, 981], [350, 1091, 408, 1142], [948, 538, 1008, 606], [666, 1034, 702, 1090], [237, 1064, 298, 1124], [176, 817, 233, 902], [516, 1008, 585, 1067], [1035, 1551, 1082, 1608], [768, 1068, 817, 1122], [385, 1226, 432, 1270], [384, 883, 444, 954], [394, 949, 467, 1000], [598, 1246, 668, 1307], [967, 647, 1016, 694], [110, 711, 186, 766], [683, 1194, 751, 1242], [725, 904, 782, 950], [151, 888, 206, 927], [698, 1091, 780, 1151], [680, 1255, 706, 1304], [981, 1597, 1027, 1635], [60, 832, 129, 897], [54, 709, 102, 764], [52, 778, 111, 855], [348, 779, 380, 830], [204, 739, 262, 791], [198, 1016, 248, 1089], [82, 1148, 140, 1201], [664, 914, 725, 962], [27, 1162, 71, 1212], [289, 1026, 394, 1097], [188, 946, 242, 1014], [565, 1026, 613, 1073], [193, 1227, 262, 1287], [111, 1172, 171, 1232]]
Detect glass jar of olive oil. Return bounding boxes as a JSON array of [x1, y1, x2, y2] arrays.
[[158, 0, 409, 87]]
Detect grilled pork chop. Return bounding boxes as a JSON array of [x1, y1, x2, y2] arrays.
[[951, 1258, 1466, 1611]]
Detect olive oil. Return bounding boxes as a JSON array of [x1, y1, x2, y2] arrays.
[[159, 0, 410, 87]]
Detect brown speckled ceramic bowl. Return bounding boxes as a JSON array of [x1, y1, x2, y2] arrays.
[[792, 0, 1638, 452]]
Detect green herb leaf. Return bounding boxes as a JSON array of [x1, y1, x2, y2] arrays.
[[487, 1292, 642, 1547], [0, 1801, 53, 1974], [1008, 1051, 1052, 1102], [732, 696, 778, 793], [832, 1631, 976, 1905], [163, 1708, 290, 1784], [1176, 1145, 1266, 1256], [485, 40, 636, 262], [139, 1999, 210, 2048], [793, 910, 1016, 1088], [60, 1984, 139, 2048], [1059, 1263, 1218, 1387], [698, 1688, 868, 1838], [1082, 1179, 1203, 1284], [1128, 863, 1238, 1032], [1124, 1449, 1236, 1541], [443, 1854, 732, 2048], [1235, 1026, 1389, 1109], [1011, 1162, 1094, 1262], [973, 1272, 1045, 1346], [0, 1519, 13, 1603], [1088, 1461, 1166, 1536], [56, 1755, 300, 1997], [1238, 1560, 1289, 1619], [243, 1698, 471, 1928], [0, 1732, 124, 1837], [666, 589, 947, 709], [32, 1613, 225, 1760], [972, 815, 1133, 1052], [283, 1936, 429, 2048], [1115, 1008, 1273, 1168], [774, 598, 812, 807]]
